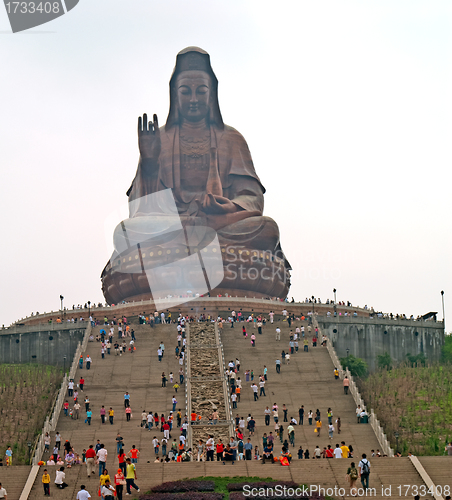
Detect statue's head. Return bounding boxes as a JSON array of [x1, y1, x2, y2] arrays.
[[166, 47, 223, 129]]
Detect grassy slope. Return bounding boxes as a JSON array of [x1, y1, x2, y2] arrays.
[[0, 364, 63, 464], [358, 365, 452, 455]]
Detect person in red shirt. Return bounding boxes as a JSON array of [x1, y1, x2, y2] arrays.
[[79, 377, 85, 391], [312, 336, 317, 347], [128, 446, 140, 464], [162, 422, 170, 440], [85, 445, 96, 476], [216, 439, 224, 461], [64, 401, 69, 416], [191, 412, 197, 423], [117, 449, 126, 474], [326, 445, 334, 458]]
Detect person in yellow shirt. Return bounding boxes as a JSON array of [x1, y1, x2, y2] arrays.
[[100, 470, 110, 486], [316, 419, 322, 437], [108, 408, 114, 425], [125, 458, 140, 495], [42, 469, 51, 496], [340, 441, 350, 458]]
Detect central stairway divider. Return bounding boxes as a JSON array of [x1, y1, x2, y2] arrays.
[[185, 321, 234, 458]]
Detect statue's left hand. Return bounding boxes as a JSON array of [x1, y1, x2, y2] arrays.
[[202, 194, 237, 214]]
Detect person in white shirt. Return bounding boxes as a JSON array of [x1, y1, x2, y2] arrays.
[[275, 327, 281, 341], [0, 483, 8, 500], [206, 436, 215, 461], [359, 454, 371, 490], [259, 379, 266, 397], [101, 481, 115, 500], [97, 446, 107, 476], [76, 486, 91, 500], [333, 445, 342, 458], [55, 467, 68, 489], [251, 383, 258, 401], [356, 405, 362, 423]]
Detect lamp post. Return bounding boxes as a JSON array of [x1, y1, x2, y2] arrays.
[[312, 295, 315, 316], [60, 295, 64, 312], [63, 355, 67, 374], [88, 301, 91, 321], [27, 441, 32, 464], [441, 291, 445, 325], [333, 288, 337, 317], [394, 431, 399, 453], [346, 347, 350, 357]]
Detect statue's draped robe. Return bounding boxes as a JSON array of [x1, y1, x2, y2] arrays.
[[126, 124, 284, 253]]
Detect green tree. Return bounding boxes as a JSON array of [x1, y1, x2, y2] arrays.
[[406, 353, 427, 366], [377, 351, 392, 370], [441, 333, 452, 363], [340, 354, 368, 378]]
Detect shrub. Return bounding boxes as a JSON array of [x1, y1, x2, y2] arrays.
[[227, 481, 299, 491], [377, 352, 392, 370], [150, 481, 215, 493], [340, 354, 368, 378], [141, 494, 222, 500]]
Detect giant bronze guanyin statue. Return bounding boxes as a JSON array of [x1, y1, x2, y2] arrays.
[[101, 47, 291, 305]]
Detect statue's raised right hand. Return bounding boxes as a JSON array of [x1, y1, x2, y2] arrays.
[[138, 113, 161, 162]]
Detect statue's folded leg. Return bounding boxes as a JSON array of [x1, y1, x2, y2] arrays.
[[216, 216, 280, 252]]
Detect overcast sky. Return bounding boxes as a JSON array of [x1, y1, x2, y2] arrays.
[[0, 0, 450, 330]]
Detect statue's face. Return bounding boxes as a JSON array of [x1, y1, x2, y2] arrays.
[[176, 70, 211, 122]]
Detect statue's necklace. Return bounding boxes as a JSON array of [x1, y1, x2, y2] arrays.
[[180, 130, 210, 158]]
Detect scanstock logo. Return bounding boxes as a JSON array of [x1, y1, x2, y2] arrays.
[[3, 0, 79, 33], [105, 189, 224, 311]]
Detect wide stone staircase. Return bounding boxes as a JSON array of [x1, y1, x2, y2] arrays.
[[0, 466, 32, 500], [8, 316, 449, 500]]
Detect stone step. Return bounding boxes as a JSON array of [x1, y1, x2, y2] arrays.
[[0, 466, 32, 500]]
